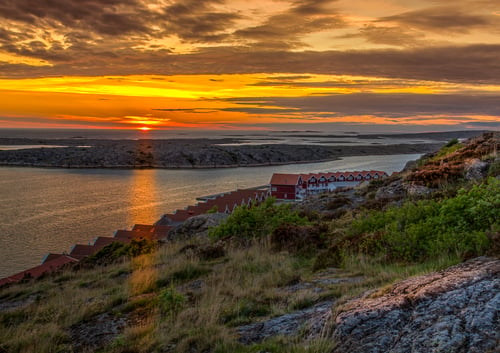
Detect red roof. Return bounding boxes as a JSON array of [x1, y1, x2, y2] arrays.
[[163, 189, 268, 223], [272, 170, 387, 185], [93, 236, 127, 249], [0, 254, 78, 286], [42, 253, 66, 264], [152, 225, 173, 237], [132, 224, 155, 232], [114, 229, 158, 241], [164, 209, 192, 222], [0, 277, 16, 287], [69, 244, 98, 259], [270, 173, 301, 186]]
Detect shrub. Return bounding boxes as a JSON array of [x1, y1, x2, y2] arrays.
[[270, 223, 328, 254], [207, 205, 219, 214], [347, 178, 498, 262], [445, 138, 459, 148], [158, 286, 186, 317], [209, 198, 309, 240], [326, 196, 351, 210], [85, 239, 157, 266]]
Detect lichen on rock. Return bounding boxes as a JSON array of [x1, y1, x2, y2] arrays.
[[329, 257, 500, 353]]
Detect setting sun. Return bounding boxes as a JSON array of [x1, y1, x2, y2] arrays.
[[138, 127, 151, 131]]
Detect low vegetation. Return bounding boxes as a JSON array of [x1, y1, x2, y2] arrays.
[[346, 178, 498, 262], [209, 197, 309, 241], [1, 133, 498, 353]]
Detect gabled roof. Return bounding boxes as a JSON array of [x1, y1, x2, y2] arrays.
[[272, 170, 388, 186], [270, 173, 301, 185], [163, 210, 192, 223], [132, 224, 155, 232], [114, 229, 156, 241], [1, 254, 78, 286], [93, 236, 126, 249], [152, 225, 173, 237], [69, 244, 97, 259], [42, 253, 66, 264]]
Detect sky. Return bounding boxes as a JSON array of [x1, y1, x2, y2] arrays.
[[0, 0, 499, 132]]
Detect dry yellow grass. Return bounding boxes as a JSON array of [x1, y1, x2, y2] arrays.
[[0, 235, 459, 353]]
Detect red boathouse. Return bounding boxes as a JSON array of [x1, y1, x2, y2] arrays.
[[270, 170, 388, 200]]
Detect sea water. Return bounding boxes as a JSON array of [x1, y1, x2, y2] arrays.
[[0, 154, 420, 278]]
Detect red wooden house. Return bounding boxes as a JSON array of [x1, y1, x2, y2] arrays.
[[269, 173, 304, 200], [270, 170, 388, 200]]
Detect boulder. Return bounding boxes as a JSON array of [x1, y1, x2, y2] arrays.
[[404, 183, 432, 197], [464, 158, 489, 181], [330, 257, 500, 353], [167, 213, 229, 240], [375, 179, 406, 200]]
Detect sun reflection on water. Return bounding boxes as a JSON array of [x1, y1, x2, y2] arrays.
[[127, 169, 160, 227]]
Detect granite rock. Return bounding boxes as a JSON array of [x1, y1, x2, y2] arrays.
[[167, 213, 229, 240], [330, 257, 500, 353]]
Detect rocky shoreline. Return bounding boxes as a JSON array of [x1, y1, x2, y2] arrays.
[[0, 138, 443, 169]]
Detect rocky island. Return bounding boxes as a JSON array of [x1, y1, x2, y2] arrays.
[[0, 138, 443, 168], [1, 130, 486, 169]]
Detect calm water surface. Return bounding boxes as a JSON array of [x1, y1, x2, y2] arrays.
[[0, 154, 420, 278]]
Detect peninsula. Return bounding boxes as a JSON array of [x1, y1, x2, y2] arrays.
[[0, 130, 484, 169]]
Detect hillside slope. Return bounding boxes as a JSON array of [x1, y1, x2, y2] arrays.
[[0, 132, 498, 353]]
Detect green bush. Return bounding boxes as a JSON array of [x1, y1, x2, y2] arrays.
[[207, 205, 219, 214], [86, 239, 157, 265], [348, 178, 499, 262], [159, 286, 186, 317], [209, 198, 309, 240], [445, 138, 459, 148]]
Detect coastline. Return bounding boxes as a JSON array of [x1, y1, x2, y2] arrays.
[[0, 152, 424, 279], [0, 139, 443, 170]]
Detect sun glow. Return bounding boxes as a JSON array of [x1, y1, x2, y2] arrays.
[[1, 73, 499, 130]]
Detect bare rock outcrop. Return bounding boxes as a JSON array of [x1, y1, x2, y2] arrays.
[[374, 179, 433, 200], [464, 158, 489, 181], [167, 213, 229, 240], [237, 301, 334, 344], [330, 257, 500, 353], [69, 313, 127, 352]]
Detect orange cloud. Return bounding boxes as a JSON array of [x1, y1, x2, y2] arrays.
[[0, 74, 499, 130]]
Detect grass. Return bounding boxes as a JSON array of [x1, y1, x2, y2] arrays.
[[2, 232, 466, 353], [0, 224, 489, 353], [1, 134, 497, 352], [0, 261, 130, 352], [0, 236, 325, 352], [1, 194, 496, 353]]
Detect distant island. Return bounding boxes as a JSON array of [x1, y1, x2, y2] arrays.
[[0, 130, 485, 169]]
